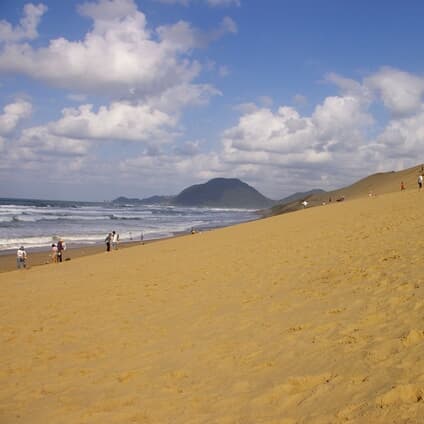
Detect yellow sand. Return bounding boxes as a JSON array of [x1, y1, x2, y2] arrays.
[[1, 190, 424, 423]]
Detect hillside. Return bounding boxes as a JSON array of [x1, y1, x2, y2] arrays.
[[173, 178, 275, 209], [269, 163, 424, 216]]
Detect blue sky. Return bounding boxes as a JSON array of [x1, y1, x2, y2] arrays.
[[1, 0, 424, 201]]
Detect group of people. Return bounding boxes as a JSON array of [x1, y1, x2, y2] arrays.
[[400, 173, 424, 191], [16, 238, 67, 269], [51, 239, 66, 263], [105, 230, 119, 251]]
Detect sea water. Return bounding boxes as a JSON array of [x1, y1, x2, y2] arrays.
[[0, 198, 258, 252]]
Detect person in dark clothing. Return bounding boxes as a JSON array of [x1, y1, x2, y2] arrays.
[[57, 239, 66, 262], [105, 232, 112, 252]]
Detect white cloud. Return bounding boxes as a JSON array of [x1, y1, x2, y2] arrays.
[[0, 0, 234, 103], [312, 96, 373, 149], [326, 72, 372, 103], [0, 3, 47, 43], [173, 139, 202, 155], [218, 91, 379, 197], [18, 125, 89, 156], [376, 106, 424, 159], [0, 99, 32, 135], [146, 83, 221, 113], [365, 67, 424, 116], [49, 101, 178, 143]]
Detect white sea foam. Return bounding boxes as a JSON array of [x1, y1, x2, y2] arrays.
[[0, 198, 257, 251]]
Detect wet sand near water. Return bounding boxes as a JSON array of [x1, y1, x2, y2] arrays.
[[1, 190, 424, 423], [0, 240, 145, 273]]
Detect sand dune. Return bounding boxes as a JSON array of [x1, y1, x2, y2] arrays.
[[1, 189, 424, 423], [272, 163, 424, 215]]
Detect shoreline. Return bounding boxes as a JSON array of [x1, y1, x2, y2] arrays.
[[0, 220, 243, 274], [0, 240, 141, 273], [0, 232, 195, 273]]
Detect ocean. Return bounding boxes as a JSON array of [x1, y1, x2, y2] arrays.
[[0, 198, 258, 252]]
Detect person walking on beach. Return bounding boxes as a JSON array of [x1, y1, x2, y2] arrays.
[[112, 231, 119, 250], [16, 246, 27, 269], [51, 244, 58, 263], [105, 232, 112, 252], [418, 175, 423, 190], [57, 239, 66, 262], [401, 181, 406, 191]]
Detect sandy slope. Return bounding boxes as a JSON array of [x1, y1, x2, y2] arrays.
[[1, 189, 424, 423]]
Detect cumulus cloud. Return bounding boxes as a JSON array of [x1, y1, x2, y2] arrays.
[[0, 0, 235, 101], [0, 3, 47, 43], [0, 123, 90, 183], [212, 67, 424, 197], [0, 99, 32, 135], [0, 0, 233, 185], [49, 101, 178, 143], [376, 106, 424, 159], [365, 67, 424, 116], [18, 125, 89, 157], [218, 90, 380, 196], [326, 72, 372, 103]]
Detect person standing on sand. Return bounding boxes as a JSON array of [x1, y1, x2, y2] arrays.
[[16, 246, 27, 269], [112, 231, 119, 250], [418, 175, 423, 190], [51, 244, 58, 263], [401, 181, 405, 191], [57, 239, 66, 262], [105, 232, 112, 252]]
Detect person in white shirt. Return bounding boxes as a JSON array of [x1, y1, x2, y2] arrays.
[[51, 244, 58, 263], [16, 246, 27, 269], [112, 231, 119, 250], [418, 175, 423, 190]]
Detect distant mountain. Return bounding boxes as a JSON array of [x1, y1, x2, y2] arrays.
[[173, 178, 276, 209], [139, 195, 174, 205], [112, 195, 173, 205]]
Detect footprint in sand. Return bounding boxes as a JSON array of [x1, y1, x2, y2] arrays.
[[401, 329, 424, 347], [251, 373, 336, 410], [287, 324, 307, 334], [327, 307, 346, 314], [376, 384, 424, 407]]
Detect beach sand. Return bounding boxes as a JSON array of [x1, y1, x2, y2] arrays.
[[0, 240, 149, 274], [1, 189, 424, 423]]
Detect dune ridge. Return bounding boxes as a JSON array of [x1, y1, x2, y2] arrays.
[[271, 163, 424, 215], [1, 189, 424, 423]]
